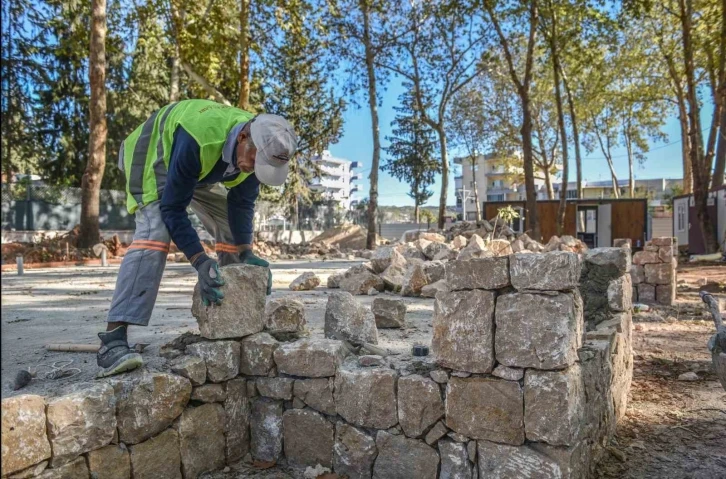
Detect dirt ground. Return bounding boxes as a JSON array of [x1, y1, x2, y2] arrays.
[[1, 259, 725, 478]]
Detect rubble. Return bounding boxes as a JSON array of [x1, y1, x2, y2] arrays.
[[289, 272, 321, 291]]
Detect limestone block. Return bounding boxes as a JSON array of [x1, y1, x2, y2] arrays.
[[492, 365, 524, 382], [175, 404, 225, 479], [477, 440, 587, 479], [421, 280, 449, 298], [510, 252, 580, 291], [424, 242, 451, 260], [419, 232, 446, 243], [630, 264, 645, 284], [373, 431, 439, 479], [86, 445, 130, 479], [239, 332, 279, 376], [128, 429, 181, 479], [339, 270, 385, 295], [585, 247, 631, 274], [372, 298, 407, 329], [433, 290, 495, 373], [423, 260, 447, 283], [273, 339, 348, 377], [289, 272, 320, 291], [333, 422, 377, 479], [644, 262, 674, 285], [283, 409, 334, 468], [445, 257, 510, 291], [401, 262, 429, 297], [434, 247, 458, 261], [651, 236, 674, 246], [658, 245, 674, 262], [656, 283, 676, 305], [170, 356, 206, 386], [637, 283, 656, 302], [612, 333, 633, 421], [335, 368, 398, 429], [578, 340, 615, 444], [445, 378, 524, 445], [256, 377, 294, 400], [327, 272, 342, 288], [397, 375, 444, 438], [524, 366, 584, 446], [293, 379, 335, 415], [632, 250, 659, 265], [495, 292, 582, 370], [439, 439, 473, 479], [224, 379, 249, 464], [113, 372, 191, 445], [35, 457, 88, 479], [371, 246, 406, 273], [264, 298, 306, 334], [489, 239, 514, 256], [250, 398, 283, 463], [1, 395, 52, 476], [380, 262, 407, 292], [324, 291, 378, 344], [452, 235, 467, 249], [424, 421, 449, 446], [191, 264, 267, 339], [186, 341, 240, 383], [190, 384, 226, 403], [46, 383, 116, 467], [607, 274, 632, 312]]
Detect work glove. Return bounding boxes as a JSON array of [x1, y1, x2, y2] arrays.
[[239, 249, 272, 295], [192, 254, 226, 306]]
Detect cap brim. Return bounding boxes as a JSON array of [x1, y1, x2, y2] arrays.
[[255, 152, 289, 187]]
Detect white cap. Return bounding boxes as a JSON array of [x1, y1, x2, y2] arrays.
[[249, 114, 298, 186]]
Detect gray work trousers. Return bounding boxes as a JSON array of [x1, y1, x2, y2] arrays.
[[107, 184, 241, 326]]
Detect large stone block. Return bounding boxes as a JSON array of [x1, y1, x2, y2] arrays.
[[293, 379, 335, 415], [35, 457, 88, 479], [224, 379, 249, 465], [333, 423, 377, 479], [373, 431, 439, 479], [175, 403, 225, 479], [424, 242, 451, 261], [250, 398, 283, 463], [456, 234, 491, 261], [186, 340, 240, 382], [289, 271, 320, 291], [86, 444, 130, 479], [339, 270, 385, 295], [445, 257, 510, 291], [644, 262, 674, 285], [421, 280, 448, 298], [630, 264, 645, 284], [372, 298, 407, 329], [239, 332, 278, 376], [380, 262, 407, 292], [656, 283, 676, 305], [637, 283, 656, 302], [495, 292, 582, 370], [191, 264, 267, 339], [170, 356, 206, 386], [585, 247, 631, 274], [397, 375, 444, 438], [264, 298, 306, 335], [510, 252, 580, 291], [651, 236, 674, 246], [273, 339, 348, 377], [445, 378, 524, 445], [632, 250, 660, 265], [1, 395, 51, 476], [424, 261, 448, 284], [283, 409, 334, 469], [579, 340, 615, 445], [401, 263, 429, 297], [433, 290, 495, 374], [325, 291, 378, 344], [128, 429, 181, 479], [256, 377, 294, 400], [658, 245, 674, 262], [607, 274, 632, 312], [371, 246, 406, 274], [335, 368, 398, 429], [439, 439, 473, 479], [113, 372, 191, 445], [46, 383, 116, 467], [524, 366, 584, 446], [477, 440, 587, 479]]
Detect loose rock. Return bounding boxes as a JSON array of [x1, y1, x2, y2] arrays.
[[289, 272, 321, 291], [324, 291, 378, 344], [265, 298, 306, 335], [371, 297, 407, 329]]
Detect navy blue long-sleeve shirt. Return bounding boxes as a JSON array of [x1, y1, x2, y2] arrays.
[[160, 126, 259, 259]]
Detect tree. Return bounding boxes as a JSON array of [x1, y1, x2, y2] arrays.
[[420, 209, 436, 229]]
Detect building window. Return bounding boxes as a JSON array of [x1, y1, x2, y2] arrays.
[[487, 194, 504, 201], [677, 202, 686, 232], [566, 190, 577, 199]]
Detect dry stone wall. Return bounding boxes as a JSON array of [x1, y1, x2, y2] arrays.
[[627, 237, 677, 306], [2, 259, 633, 479]]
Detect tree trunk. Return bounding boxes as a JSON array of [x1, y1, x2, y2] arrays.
[[238, 0, 250, 110], [714, 98, 726, 187], [79, 0, 107, 248], [362, 2, 380, 250], [470, 158, 481, 221], [543, 167, 554, 200], [561, 73, 582, 198], [606, 156, 620, 198], [170, 44, 180, 102], [625, 128, 635, 197], [521, 94, 539, 239], [551, 39, 569, 235], [437, 130, 449, 230], [414, 203, 420, 224], [677, 100, 693, 193]]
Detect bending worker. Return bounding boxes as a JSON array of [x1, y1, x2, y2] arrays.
[[97, 99, 298, 378]]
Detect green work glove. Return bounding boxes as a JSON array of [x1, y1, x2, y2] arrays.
[[192, 254, 226, 306], [240, 249, 272, 295]]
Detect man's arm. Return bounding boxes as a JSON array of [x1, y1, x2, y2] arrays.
[[227, 173, 260, 250], [160, 127, 205, 261]]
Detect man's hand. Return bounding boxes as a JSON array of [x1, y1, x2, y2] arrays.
[[192, 254, 226, 306], [239, 249, 272, 295]]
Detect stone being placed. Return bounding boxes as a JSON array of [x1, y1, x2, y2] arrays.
[[289, 272, 321, 291], [333, 422, 377, 479], [421, 280, 449, 298], [283, 409, 334, 469], [371, 297, 407, 329], [87, 445, 130, 479], [256, 377, 294, 400], [477, 440, 587, 479], [433, 290, 495, 374], [224, 379, 249, 464], [510, 251, 580, 291], [445, 377, 524, 445], [335, 368, 398, 429], [273, 339, 348, 377], [324, 291, 378, 344], [128, 429, 181, 479], [397, 375, 444, 438], [293, 379, 335, 415], [373, 431, 439, 479], [524, 366, 584, 446], [1, 395, 52, 476], [445, 257, 510, 291], [495, 292, 582, 370], [439, 439, 473, 479], [401, 262, 429, 297], [264, 298, 306, 335], [239, 332, 279, 376], [175, 403, 226, 479], [170, 356, 206, 386], [186, 341, 240, 382], [191, 264, 267, 339], [250, 398, 284, 463]]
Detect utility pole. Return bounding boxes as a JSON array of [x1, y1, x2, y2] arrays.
[[457, 188, 473, 222]]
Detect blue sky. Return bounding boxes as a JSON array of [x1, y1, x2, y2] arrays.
[[329, 80, 708, 207]]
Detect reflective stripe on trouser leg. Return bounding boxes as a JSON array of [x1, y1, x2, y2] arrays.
[[189, 184, 240, 266], [107, 201, 171, 326]]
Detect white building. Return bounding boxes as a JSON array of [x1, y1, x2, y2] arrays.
[[310, 150, 362, 210]]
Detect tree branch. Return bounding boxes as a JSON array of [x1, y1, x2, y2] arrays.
[[181, 63, 231, 105]]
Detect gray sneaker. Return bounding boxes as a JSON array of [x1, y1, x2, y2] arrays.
[[96, 326, 143, 378]]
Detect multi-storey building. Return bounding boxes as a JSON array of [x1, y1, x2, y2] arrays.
[[553, 178, 683, 205], [310, 150, 361, 210]]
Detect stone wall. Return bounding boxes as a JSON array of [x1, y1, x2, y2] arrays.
[[1, 256, 633, 479], [629, 237, 677, 306]]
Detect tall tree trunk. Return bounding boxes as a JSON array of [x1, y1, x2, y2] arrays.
[[606, 157, 620, 198], [470, 158, 481, 221], [169, 46, 180, 102], [561, 73, 582, 198], [714, 94, 726, 187], [625, 129, 635, 197], [238, 0, 250, 110], [521, 95, 539, 239], [437, 130, 449, 230], [362, 2, 380, 250], [79, 0, 107, 248], [543, 167, 553, 200], [709, 0, 726, 188], [677, 100, 693, 193], [414, 202, 420, 224]]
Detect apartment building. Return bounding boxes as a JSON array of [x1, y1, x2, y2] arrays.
[[553, 178, 683, 204], [310, 150, 362, 210]]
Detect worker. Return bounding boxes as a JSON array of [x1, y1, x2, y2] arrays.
[[97, 99, 298, 378]]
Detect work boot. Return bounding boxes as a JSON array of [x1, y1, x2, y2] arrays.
[[96, 326, 143, 378]]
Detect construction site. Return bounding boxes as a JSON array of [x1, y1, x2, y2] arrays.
[[2, 222, 724, 479]]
